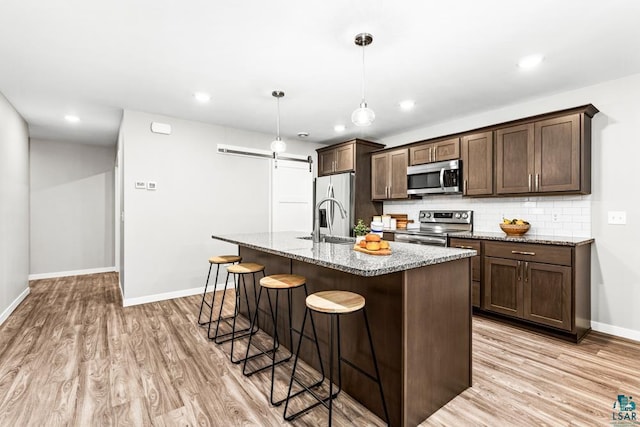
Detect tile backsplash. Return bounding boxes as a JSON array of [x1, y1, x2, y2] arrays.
[[384, 194, 591, 238]]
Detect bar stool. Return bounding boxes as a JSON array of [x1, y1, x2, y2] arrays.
[[197, 255, 241, 329], [242, 274, 324, 406], [283, 290, 389, 426], [213, 262, 265, 364]]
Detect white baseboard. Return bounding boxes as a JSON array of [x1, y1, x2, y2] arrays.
[[0, 287, 30, 326], [592, 321, 640, 343], [123, 281, 233, 307], [28, 266, 117, 281]]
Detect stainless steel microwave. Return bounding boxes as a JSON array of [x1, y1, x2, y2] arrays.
[[407, 159, 462, 195]]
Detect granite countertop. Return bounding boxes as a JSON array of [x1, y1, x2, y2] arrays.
[[211, 231, 476, 277], [383, 228, 594, 246], [449, 231, 594, 246]]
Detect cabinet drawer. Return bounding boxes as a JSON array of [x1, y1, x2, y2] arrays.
[[484, 241, 572, 266]]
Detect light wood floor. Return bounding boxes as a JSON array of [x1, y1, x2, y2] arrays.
[[0, 273, 638, 426]]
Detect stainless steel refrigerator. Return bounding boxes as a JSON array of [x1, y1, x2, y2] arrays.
[[314, 172, 355, 237]]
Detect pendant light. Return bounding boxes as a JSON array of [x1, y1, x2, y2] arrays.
[[351, 33, 375, 127], [270, 90, 286, 154]]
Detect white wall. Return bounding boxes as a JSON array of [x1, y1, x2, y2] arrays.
[[120, 110, 322, 303], [29, 139, 115, 276], [0, 92, 30, 324], [382, 72, 640, 339]]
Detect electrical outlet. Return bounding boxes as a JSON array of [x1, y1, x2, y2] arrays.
[[135, 181, 146, 189], [608, 211, 627, 225], [551, 213, 560, 223]]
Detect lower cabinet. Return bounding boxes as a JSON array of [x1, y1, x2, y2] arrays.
[[449, 237, 591, 342], [484, 241, 574, 332], [449, 238, 481, 308]]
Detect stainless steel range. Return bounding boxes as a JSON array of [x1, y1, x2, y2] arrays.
[[393, 210, 473, 247]]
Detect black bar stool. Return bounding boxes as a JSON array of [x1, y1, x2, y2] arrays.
[[213, 262, 265, 363], [242, 274, 324, 406], [197, 255, 241, 329], [284, 290, 389, 426]]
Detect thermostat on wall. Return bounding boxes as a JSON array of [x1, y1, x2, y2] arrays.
[[150, 122, 172, 135], [147, 181, 157, 190]]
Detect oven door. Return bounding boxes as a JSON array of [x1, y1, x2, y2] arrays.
[[394, 233, 448, 247]]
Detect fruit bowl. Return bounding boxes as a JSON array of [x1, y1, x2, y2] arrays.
[[499, 223, 531, 236]]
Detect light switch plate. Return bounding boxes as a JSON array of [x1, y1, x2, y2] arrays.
[[135, 181, 146, 189], [608, 211, 627, 225], [147, 181, 157, 190]]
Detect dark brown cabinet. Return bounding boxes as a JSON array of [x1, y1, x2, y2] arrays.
[[483, 241, 585, 338], [495, 107, 595, 196], [461, 131, 493, 196], [450, 238, 482, 308], [318, 142, 355, 176], [371, 149, 408, 200], [409, 137, 460, 166]]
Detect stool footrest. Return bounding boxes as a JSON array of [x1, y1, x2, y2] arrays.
[[284, 378, 340, 421], [340, 357, 378, 383]]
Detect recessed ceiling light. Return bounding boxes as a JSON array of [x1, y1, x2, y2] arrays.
[[334, 124, 346, 132], [193, 92, 211, 103], [518, 54, 544, 69], [64, 115, 80, 123], [399, 100, 415, 111]]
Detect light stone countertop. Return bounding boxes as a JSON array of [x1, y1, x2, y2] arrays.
[[211, 231, 476, 277], [448, 231, 594, 246]]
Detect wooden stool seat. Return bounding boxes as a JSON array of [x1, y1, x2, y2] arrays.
[[260, 274, 306, 289], [306, 290, 365, 314], [209, 255, 241, 264], [227, 262, 265, 274]]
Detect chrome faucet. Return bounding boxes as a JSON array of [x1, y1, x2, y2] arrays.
[[313, 197, 347, 243]]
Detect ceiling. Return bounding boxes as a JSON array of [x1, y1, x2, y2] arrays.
[[1, 1, 639, 147]]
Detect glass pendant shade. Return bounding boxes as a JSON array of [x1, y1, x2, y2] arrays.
[[270, 137, 286, 153], [352, 102, 375, 127]]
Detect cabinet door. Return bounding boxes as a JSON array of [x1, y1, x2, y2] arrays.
[[484, 257, 523, 317], [335, 144, 355, 173], [434, 138, 460, 162], [371, 153, 389, 200], [450, 238, 482, 308], [409, 143, 433, 166], [388, 149, 408, 199], [318, 149, 335, 176], [523, 261, 572, 330], [534, 114, 580, 193], [496, 124, 534, 194], [461, 132, 493, 196]]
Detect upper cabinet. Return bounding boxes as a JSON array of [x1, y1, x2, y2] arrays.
[[409, 137, 460, 166], [371, 149, 409, 200], [317, 139, 384, 177], [461, 131, 493, 196], [496, 109, 592, 195]]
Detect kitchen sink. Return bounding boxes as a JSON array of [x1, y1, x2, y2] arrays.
[[297, 236, 355, 245]]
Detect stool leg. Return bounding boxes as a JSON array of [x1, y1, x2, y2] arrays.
[[210, 270, 232, 341], [283, 304, 328, 420], [197, 263, 215, 325], [329, 314, 335, 427], [362, 307, 390, 425]]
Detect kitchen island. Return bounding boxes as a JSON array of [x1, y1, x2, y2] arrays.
[[211, 231, 476, 427]]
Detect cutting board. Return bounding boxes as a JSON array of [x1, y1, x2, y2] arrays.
[[353, 244, 392, 256]]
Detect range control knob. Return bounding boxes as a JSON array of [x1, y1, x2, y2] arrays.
[[462, 213, 469, 219], [454, 213, 461, 219], [423, 212, 431, 219]]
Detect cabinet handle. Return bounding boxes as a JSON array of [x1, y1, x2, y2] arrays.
[[517, 261, 522, 282], [455, 245, 475, 249], [528, 174, 532, 192], [535, 174, 540, 192], [524, 261, 529, 282], [463, 179, 467, 195], [511, 250, 536, 256]]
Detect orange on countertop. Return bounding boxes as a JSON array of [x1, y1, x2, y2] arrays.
[[365, 233, 381, 242], [365, 241, 381, 251]]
